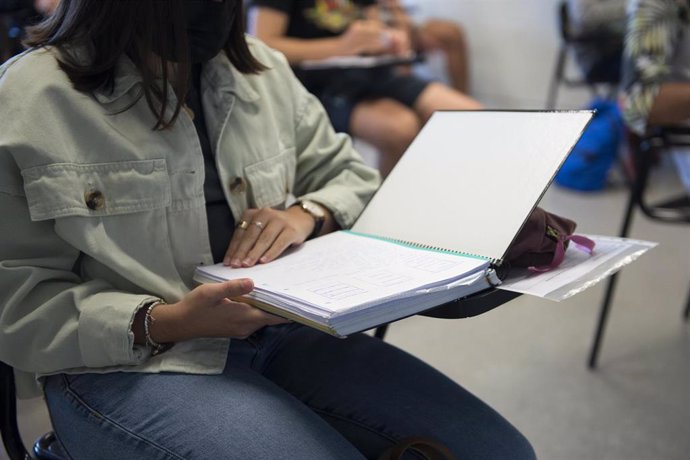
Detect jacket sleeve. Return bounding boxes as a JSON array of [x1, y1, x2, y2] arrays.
[[0, 53, 162, 375], [0, 158, 156, 376], [275, 54, 381, 228]]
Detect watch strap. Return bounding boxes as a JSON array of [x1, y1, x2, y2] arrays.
[[295, 200, 325, 239]]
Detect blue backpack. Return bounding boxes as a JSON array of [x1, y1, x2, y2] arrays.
[[555, 99, 624, 191]]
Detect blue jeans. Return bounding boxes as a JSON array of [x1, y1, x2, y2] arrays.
[[44, 323, 535, 459]]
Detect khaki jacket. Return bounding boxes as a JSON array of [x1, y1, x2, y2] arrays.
[[0, 37, 380, 398]]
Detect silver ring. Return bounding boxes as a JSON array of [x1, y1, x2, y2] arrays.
[[253, 221, 264, 230], [237, 220, 250, 230]]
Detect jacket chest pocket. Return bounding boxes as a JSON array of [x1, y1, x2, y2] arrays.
[[243, 149, 296, 209], [21, 159, 171, 221]]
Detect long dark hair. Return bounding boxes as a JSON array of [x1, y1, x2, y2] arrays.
[[25, 0, 265, 129]]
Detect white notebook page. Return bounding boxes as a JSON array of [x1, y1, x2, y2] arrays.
[[352, 111, 593, 261], [195, 231, 488, 314]]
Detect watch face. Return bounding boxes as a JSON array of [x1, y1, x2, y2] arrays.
[[302, 200, 325, 218]]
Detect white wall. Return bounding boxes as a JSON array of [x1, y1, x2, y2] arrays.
[[410, 0, 594, 109]]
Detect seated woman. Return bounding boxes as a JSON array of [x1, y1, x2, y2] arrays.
[[247, 0, 481, 177], [620, 0, 690, 192], [0, 0, 535, 458]]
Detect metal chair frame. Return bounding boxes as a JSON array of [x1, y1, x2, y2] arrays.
[[588, 127, 690, 369], [1, 361, 63, 460]]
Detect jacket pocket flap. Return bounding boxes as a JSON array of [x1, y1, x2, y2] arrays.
[[244, 149, 295, 208], [22, 160, 171, 221]]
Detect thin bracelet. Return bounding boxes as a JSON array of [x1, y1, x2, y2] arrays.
[[144, 301, 173, 356]]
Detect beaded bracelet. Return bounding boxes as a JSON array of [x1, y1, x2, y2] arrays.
[[144, 301, 173, 356]]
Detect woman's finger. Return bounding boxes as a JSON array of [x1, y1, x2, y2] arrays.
[[195, 279, 254, 305], [224, 209, 259, 265], [230, 208, 276, 266], [243, 219, 283, 266], [259, 227, 301, 264], [229, 222, 263, 267]]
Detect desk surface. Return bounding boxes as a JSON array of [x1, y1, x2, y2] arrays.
[[420, 288, 521, 319], [373, 288, 521, 339], [298, 54, 422, 71]]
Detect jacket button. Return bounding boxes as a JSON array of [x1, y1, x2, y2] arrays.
[[229, 177, 247, 194], [84, 190, 105, 210]]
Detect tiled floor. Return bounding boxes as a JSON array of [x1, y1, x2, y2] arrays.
[[3, 167, 689, 460]]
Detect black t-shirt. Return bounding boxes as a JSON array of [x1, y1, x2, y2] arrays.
[[249, 0, 379, 91], [186, 64, 235, 264], [249, 0, 376, 39]]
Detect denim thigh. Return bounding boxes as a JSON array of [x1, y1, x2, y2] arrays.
[[44, 323, 535, 460], [254, 324, 536, 460], [43, 333, 364, 459]]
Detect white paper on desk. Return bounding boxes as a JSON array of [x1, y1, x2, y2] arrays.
[[299, 54, 417, 70], [498, 235, 657, 301]]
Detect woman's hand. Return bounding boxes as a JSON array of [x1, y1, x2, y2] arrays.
[[384, 28, 413, 56], [224, 206, 315, 268], [149, 279, 289, 343], [340, 20, 390, 55]]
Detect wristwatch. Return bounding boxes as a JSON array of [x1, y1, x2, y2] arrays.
[[294, 200, 326, 239]]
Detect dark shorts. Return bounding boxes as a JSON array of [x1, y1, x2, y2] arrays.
[[296, 68, 430, 134]]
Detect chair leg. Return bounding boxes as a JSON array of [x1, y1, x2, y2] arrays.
[[546, 46, 566, 109], [684, 283, 690, 321], [588, 273, 620, 369], [588, 181, 638, 369], [0, 361, 31, 460], [374, 324, 389, 340]]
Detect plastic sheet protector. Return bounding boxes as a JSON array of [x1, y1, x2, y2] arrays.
[[498, 235, 657, 301]]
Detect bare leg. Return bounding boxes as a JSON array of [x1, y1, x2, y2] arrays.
[[350, 98, 422, 177], [416, 20, 470, 93], [413, 82, 482, 123]]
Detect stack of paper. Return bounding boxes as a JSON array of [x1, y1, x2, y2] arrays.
[[194, 231, 493, 336]]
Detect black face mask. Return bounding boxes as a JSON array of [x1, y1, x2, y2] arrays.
[[185, 0, 236, 64]]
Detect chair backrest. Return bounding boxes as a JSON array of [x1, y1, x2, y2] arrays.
[[628, 127, 690, 223], [547, 1, 625, 108], [0, 361, 31, 460], [560, 0, 625, 84]]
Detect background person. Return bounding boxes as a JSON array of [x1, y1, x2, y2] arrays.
[[378, 0, 470, 93], [620, 0, 690, 193], [247, 0, 482, 177]]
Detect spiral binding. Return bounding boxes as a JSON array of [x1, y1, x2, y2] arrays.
[[345, 230, 498, 265]]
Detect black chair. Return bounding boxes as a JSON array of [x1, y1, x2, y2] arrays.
[[588, 127, 690, 369], [1, 361, 65, 460], [546, 0, 623, 109]]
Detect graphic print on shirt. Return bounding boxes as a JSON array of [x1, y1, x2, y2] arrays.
[[304, 0, 363, 33]]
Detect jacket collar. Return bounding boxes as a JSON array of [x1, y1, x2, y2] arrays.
[[92, 55, 141, 104], [204, 52, 260, 103], [92, 51, 260, 105]]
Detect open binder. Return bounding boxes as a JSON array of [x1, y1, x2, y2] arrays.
[[194, 111, 593, 336]]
